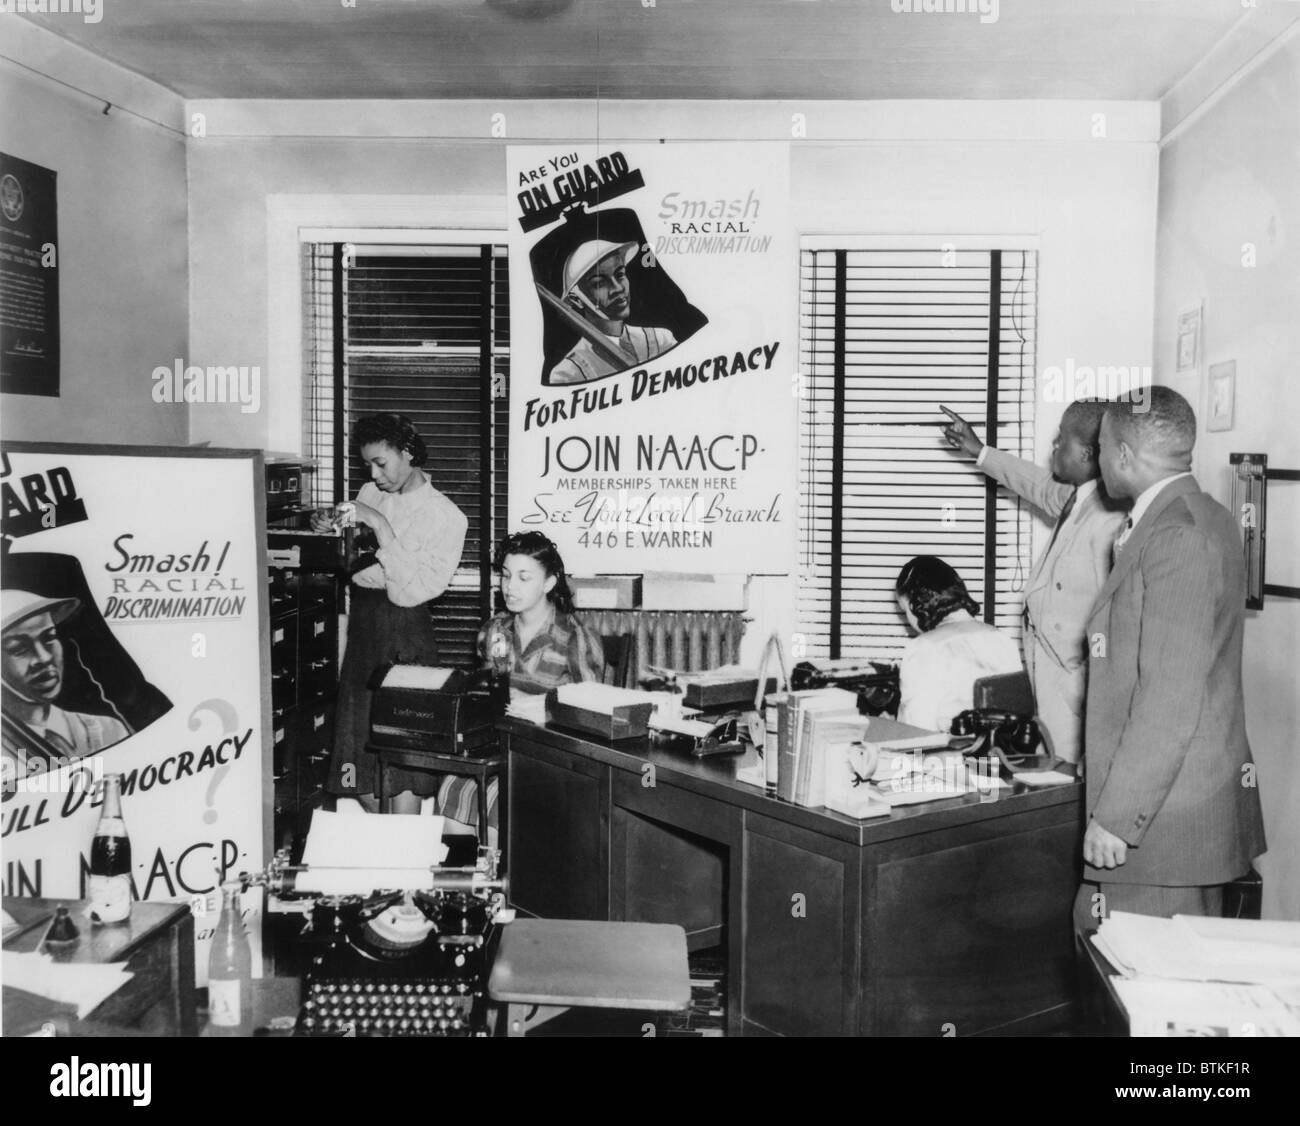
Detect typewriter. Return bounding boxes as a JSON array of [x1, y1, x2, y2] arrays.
[[247, 844, 510, 1037], [789, 659, 900, 717], [368, 665, 508, 757]]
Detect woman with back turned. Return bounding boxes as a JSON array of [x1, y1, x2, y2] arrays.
[[437, 531, 604, 836], [894, 555, 1022, 734]]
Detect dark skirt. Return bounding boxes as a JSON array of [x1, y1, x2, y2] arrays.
[[327, 586, 440, 798]]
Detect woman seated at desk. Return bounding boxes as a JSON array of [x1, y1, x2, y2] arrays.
[[437, 532, 605, 839], [894, 555, 1022, 734]]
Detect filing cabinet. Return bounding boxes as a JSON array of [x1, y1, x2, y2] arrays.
[[267, 566, 341, 852]]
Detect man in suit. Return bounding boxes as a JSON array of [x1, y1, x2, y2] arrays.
[[1076, 386, 1265, 925], [941, 399, 1127, 764]]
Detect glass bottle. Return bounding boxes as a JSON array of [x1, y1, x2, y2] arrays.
[[207, 880, 253, 1036], [88, 773, 132, 925]]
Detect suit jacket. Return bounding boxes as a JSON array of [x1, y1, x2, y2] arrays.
[[981, 448, 1127, 671], [1083, 475, 1265, 886]]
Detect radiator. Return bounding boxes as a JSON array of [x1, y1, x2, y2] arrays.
[[581, 610, 746, 686]]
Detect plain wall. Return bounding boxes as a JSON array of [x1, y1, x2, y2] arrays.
[[1155, 39, 1300, 921], [0, 67, 189, 446], [184, 101, 1160, 665]]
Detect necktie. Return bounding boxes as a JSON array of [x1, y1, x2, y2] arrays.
[[1111, 515, 1134, 569], [619, 334, 638, 362], [1044, 488, 1078, 558]]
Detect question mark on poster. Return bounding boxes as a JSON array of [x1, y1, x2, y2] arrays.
[[188, 698, 239, 824]]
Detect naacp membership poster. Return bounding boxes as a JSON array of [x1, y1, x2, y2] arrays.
[[507, 142, 797, 576], [1, 444, 269, 975]]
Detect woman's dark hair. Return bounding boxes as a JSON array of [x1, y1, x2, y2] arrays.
[[495, 531, 576, 615], [352, 413, 427, 466], [895, 555, 980, 633]]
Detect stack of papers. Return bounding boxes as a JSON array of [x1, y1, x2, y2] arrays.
[[3, 951, 133, 1019], [506, 693, 547, 725], [1094, 913, 1300, 985], [648, 715, 717, 739], [554, 682, 658, 711], [1111, 978, 1300, 1037], [677, 664, 759, 685], [867, 750, 1007, 806], [1093, 912, 1300, 1037]]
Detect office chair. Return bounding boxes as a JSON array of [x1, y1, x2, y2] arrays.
[[600, 633, 634, 689], [971, 670, 1036, 714], [969, 669, 1057, 761]]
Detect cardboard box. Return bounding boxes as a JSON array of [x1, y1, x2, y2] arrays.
[[683, 676, 778, 711], [570, 575, 642, 610], [640, 573, 747, 611], [545, 690, 653, 741]]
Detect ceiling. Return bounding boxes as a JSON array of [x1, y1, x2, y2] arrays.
[[18, 0, 1257, 102]]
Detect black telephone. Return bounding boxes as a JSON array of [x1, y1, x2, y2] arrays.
[[950, 709, 1045, 766]]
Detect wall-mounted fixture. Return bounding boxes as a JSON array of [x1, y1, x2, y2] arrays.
[[1230, 453, 1299, 610]]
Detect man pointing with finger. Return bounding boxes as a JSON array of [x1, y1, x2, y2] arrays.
[[941, 399, 1126, 765]]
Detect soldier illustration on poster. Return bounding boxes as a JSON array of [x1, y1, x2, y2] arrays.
[[2, 543, 173, 785], [531, 204, 708, 387]]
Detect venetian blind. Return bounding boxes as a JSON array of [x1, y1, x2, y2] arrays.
[[302, 243, 510, 666], [797, 246, 1037, 661]]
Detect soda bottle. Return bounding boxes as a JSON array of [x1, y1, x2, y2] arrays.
[[207, 880, 253, 1035], [88, 774, 132, 925]]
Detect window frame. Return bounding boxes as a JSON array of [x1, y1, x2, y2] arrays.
[[301, 231, 510, 662], [797, 235, 1040, 661]]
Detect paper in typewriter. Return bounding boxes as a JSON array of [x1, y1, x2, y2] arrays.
[[381, 665, 456, 691], [300, 809, 449, 892]]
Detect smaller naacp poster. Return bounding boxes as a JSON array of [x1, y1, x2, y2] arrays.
[[507, 143, 797, 575], [0, 153, 60, 397], [1, 445, 268, 975]]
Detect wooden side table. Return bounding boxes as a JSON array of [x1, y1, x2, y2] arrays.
[[3, 897, 196, 1037]]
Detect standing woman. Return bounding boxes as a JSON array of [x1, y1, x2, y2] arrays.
[[437, 531, 604, 836], [314, 413, 467, 814]]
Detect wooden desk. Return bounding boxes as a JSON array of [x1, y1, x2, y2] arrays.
[[3, 897, 196, 1037], [503, 720, 1085, 1037]]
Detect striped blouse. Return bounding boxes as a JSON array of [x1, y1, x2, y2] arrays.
[[437, 608, 605, 834], [476, 609, 605, 695]]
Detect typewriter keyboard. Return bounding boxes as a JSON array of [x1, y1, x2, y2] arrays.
[[296, 978, 483, 1037]]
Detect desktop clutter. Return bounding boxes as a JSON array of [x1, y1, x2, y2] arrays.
[[515, 646, 1075, 821], [224, 648, 1071, 1039]]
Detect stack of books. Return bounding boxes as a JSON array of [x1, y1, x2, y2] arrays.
[[770, 690, 958, 817]]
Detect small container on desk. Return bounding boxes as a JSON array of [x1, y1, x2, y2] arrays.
[[544, 690, 654, 741], [682, 676, 778, 712]]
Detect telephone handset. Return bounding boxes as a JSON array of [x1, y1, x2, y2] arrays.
[[950, 708, 1045, 766]]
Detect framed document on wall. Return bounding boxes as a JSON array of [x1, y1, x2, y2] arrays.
[[0, 152, 60, 397]]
